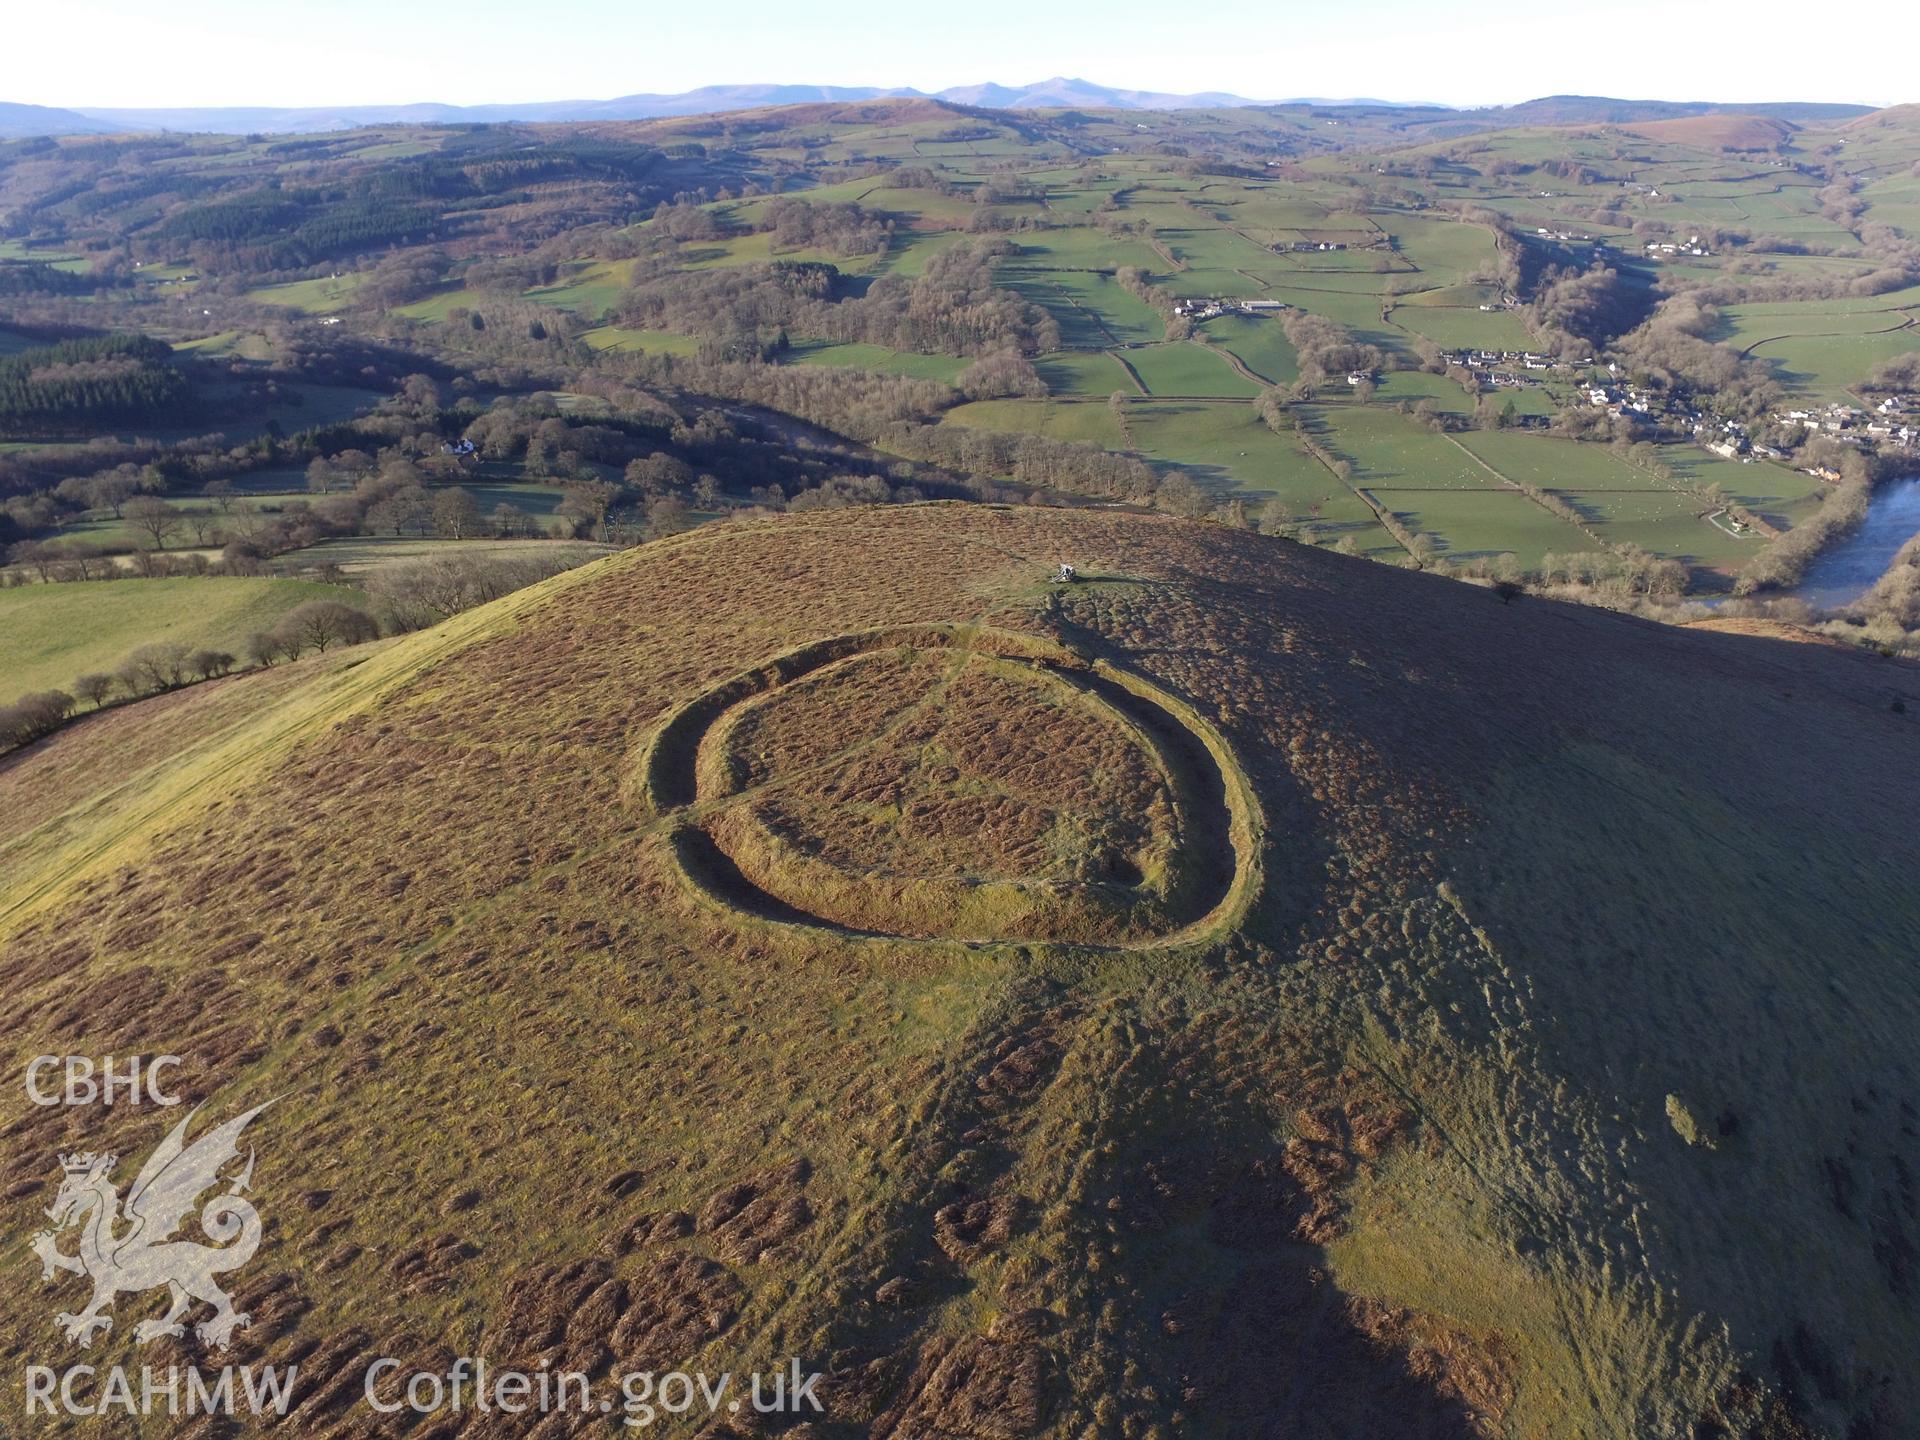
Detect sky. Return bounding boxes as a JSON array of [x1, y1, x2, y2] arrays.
[[12, 0, 1914, 112]]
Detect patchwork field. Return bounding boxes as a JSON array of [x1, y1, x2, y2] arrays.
[[10, 93, 1920, 630]]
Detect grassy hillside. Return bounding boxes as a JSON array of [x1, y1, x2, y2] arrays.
[[0, 576, 369, 702], [0, 506, 1914, 1438]]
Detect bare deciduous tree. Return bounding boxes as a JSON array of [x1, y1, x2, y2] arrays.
[[125, 495, 183, 551]]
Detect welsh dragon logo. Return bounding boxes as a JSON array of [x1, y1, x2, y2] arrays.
[[28, 1100, 273, 1350]]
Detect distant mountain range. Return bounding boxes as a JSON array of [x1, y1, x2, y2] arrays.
[[0, 100, 126, 138], [0, 81, 1878, 138]]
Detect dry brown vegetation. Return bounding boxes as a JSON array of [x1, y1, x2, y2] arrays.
[[1618, 116, 1797, 151], [0, 505, 1916, 1438], [643, 625, 1255, 949]]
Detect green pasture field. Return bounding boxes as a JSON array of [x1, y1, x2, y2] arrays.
[[1743, 210, 1864, 244], [1558, 490, 1759, 569], [1201, 196, 1340, 246], [1717, 305, 1917, 347], [395, 287, 483, 323], [524, 259, 637, 319], [237, 463, 549, 505], [1000, 228, 1163, 272], [0, 242, 88, 272], [1746, 329, 1920, 402], [1157, 226, 1288, 272], [781, 341, 967, 382], [1318, 407, 1492, 489], [1272, 247, 1405, 276], [1126, 402, 1345, 501], [347, 138, 436, 161], [1486, 386, 1562, 421], [1391, 305, 1537, 351], [580, 326, 700, 356], [857, 185, 979, 226], [1004, 271, 1164, 347], [1122, 342, 1263, 398], [1376, 489, 1598, 568], [1039, 182, 1128, 216], [1258, 285, 1404, 346], [1400, 283, 1503, 308], [1861, 198, 1920, 233], [1051, 270, 1167, 344], [1203, 315, 1299, 385], [723, 180, 874, 218], [257, 382, 387, 437], [1654, 446, 1826, 522], [137, 262, 199, 287], [456, 481, 571, 517], [0, 577, 368, 700], [54, 495, 249, 553], [1387, 217, 1503, 280], [1034, 350, 1136, 397], [1373, 371, 1478, 416], [246, 274, 366, 313], [1263, 269, 1413, 295], [1738, 254, 1882, 283], [939, 399, 1126, 448], [1155, 268, 1272, 302], [1455, 431, 1667, 492], [1720, 283, 1920, 319], [875, 230, 971, 276], [172, 331, 273, 360]]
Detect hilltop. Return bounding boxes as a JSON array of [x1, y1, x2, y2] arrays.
[[1618, 114, 1797, 151], [1, 505, 1915, 1438], [1496, 94, 1870, 126], [1842, 102, 1920, 132], [0, 100, 125, 138]]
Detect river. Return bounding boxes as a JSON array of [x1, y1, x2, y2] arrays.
[[1791, 475, 1920, 611]]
